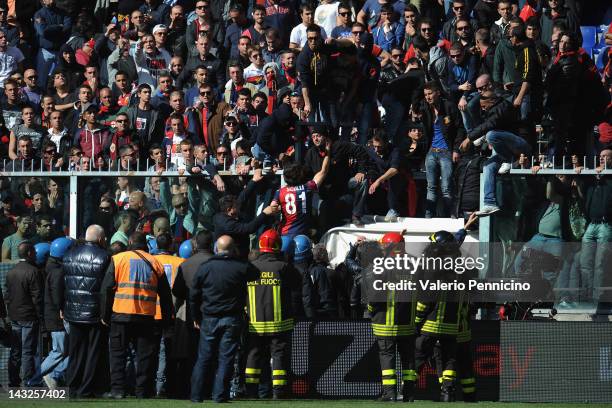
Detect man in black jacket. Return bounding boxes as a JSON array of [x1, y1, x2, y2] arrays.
[[304, 127, 369, 228], [40, 237, 74, 389], [460, 90, 529, 216], [189, 235, 260, 403], [419, 81, 465, 218], [212, 194, 278, 259], [5, 241, 42, 387], [253, 104, 298, 165], [63, 225, 111, 398], [171, 230, 215, 399]]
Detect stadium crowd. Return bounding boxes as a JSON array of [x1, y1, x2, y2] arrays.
[[0, 0, 610, 402]]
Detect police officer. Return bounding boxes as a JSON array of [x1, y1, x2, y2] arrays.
[[244, 229, 301, 399], [414, 230, 466, 402], [152, 232, 184, 397], [101, 231, 173, 399], [368, 232, 417, 402]]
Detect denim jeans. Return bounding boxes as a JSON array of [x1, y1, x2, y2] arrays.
[[40, 321, 70, 383], [36, 49, 58, 89], [425, 149, 453, 218], [9, 320, 39, 387], [191, 315, 242, 402], [482, 130, 531, 206], [579, 223, 612, 302], [513, 233, 563, 282], [251, 143, 273, 166], [555, 246, 581, 301], [460, 94, 481, 133]]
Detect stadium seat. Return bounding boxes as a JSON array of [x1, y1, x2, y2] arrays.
[[580, 26, 597, 56]]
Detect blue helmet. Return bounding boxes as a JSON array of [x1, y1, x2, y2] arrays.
[[34, 242, 51, 266], [147, 236, 159, 255], [292, 235, 312, 262], [281, 235, 294, 255], [179, 239, 193, 258], [50, 237, 73, 258]]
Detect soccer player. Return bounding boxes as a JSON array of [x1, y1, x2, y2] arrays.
[[271, 140, 330, 249]]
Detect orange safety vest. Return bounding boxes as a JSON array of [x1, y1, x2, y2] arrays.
[[153, 253, 184, 320], [112, 250, 165, 317]]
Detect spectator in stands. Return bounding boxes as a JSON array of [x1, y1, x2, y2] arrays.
[[0, 27, 24, 87], [475, 28, 495, 77], [134, 33, 171, 88], [34, 0, 72, 88], [447, 42, 478, 105], [366, 135, 404, 220], [8, 106, 46, 160], [243, 47, 265, 88], [402, 4, 420, 50], [5, 241, 42, 387], [578, 148, 612, 303], [419, 81, 465, 218], [490, 0, 513, 45], [213, 194, 279, 259], [126, 84, 165, 147], [224, 4, 249, 59], [188, 82, 231, 154], [460, 90, 529, 215], [1, 215, 33, 262], [74, 104, 111, 165], [331, 3, 353, 40], [493, 17, 522, 93], [110, 211, 136, 247], [442, 0, 478, 44], [291, 4, 326, 52], [224, 61, 258, 107], [539, 0, 580, 48], [2, 78, 27, 130], [180, 33, 224, 89]]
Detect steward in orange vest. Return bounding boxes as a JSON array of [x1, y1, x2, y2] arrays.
[[100, 232, 173, 398]]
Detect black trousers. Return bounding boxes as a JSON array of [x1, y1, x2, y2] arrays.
[[456, 340, 476, 396], [66, 322, 109, 398], [245, 333, 290, 394], [415, 334, 457, 388], [109, 321, 157, 398], [376, 336, 416, 396]]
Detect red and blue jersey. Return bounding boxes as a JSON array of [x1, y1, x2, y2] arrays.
[[274, 180, 317, 236]]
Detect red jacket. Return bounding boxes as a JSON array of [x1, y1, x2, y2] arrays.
[[76, 127, 111, 162]]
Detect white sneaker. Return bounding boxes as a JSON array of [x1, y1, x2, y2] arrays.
[[472, 136, 486, 146], [498, 162, 512, 174], [43, 374, 57, 390], [476, 205, 501, 216]]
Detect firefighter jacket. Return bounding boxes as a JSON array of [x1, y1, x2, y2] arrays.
[[153, 253, 184, 320], [368, 268, 417, 337], [247, 252, 301, 335], [101, 249, 173, 323], [415, 291, 465, 337]]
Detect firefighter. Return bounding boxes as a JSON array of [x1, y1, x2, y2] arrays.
[[369, 231, 417, 402], [101, 231, 173, 399], [152, 232, 184, 397], [244, 229, 301, 399], [414, 230, 465, 402]]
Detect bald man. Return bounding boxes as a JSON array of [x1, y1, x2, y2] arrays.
[[189, 235, 260, 403], [129, 191, 153, 234], [63, 224, 112, 397]]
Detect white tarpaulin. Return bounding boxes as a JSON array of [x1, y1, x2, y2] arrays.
[[320, 217, 479, 267]]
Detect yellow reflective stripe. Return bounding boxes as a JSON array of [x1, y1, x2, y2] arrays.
[[463, 387, 476, 393], [245, 368, 261, 374], [442, 370, 456, 377], [381, 369, 395, 376], [273, 285, 281, 322], [372, 324, 415, 337], [422, 321, 459, 335], [273, 370, 286, 376], [438, 377, 443, 384], [386, 291, 395, 326], [245, 378, 260, 383], [115, 293, 156, 302], [248, 319, 294, 334], [248, 286, 256, 322], [416, 302, 427, 312], [402, 369, 417, 381], [272, 379, 287, 385], [382, 379, 397, 385], [460, 378, 476, 385]]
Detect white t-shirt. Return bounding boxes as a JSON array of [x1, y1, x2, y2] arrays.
[[314, 2, 340, 39], [289, 23, 328, 48], [0, 46, 25, 87]]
